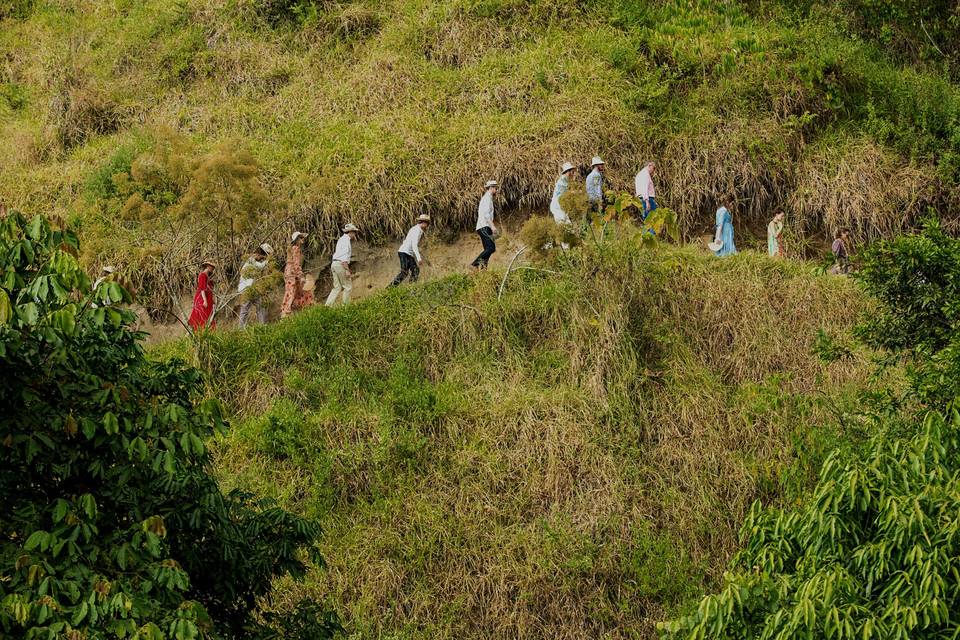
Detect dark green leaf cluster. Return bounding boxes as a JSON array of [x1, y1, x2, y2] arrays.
[[0, 212, 337, 639], [856, 218, 960, 406], [660, 221, 960, 638]]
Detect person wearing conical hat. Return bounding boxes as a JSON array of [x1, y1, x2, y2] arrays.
[[93, 265, 115, 292], [585, 157, 605, 211], [238, 243, 274, 328], [391, 214, 431, 287], [282, 232, 312, 318], [550, 162, 576, 225], [471, 180, 499, 270], [188, 260, 217, 331], [326, 224, 359, 306]]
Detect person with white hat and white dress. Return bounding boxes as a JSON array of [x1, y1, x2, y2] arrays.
[[550, 162, 576, 225], [238, 242, 274, 327], [391, 214, 431, 286], [93, 265, 115, 292], [282, 232, 311, 318], [471, 181, 499, 270], [92, 266, 117, 308], [586, 157, 605, 211], [326, 224, 359, 306]]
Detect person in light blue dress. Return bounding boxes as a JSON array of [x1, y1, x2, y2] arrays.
[[713, 206, 737, 257]]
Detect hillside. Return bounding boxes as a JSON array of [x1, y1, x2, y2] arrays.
[[166, 234, 881, 638], [2, 0, 960, 308]]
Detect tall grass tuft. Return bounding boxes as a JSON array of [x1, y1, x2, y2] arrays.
[[193, 235, 878, 638]]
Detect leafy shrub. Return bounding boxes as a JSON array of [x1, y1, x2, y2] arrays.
[[0, 212, 338, 639], [660, 409, 960, 639], [0, 81, 27, 112], [46, 82, 121, 150], [518, 215, 582, 257], [84, 142, 144, 202], [660, 219, 960, 639], [249, 0, 320, 25]]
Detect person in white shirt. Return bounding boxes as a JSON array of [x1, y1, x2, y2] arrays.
[[325, 223, 359, 306], [391, 214, 431, 286], [634, 161, 657, 218], [237, 243, 273, 327], [92, 266, 116, 308], [93, 265, 115, 292], [550, 162, 576, 225], [471, 180, 499, 270]]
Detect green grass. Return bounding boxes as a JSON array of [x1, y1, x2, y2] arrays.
[[3, 1, 960, 305], [177, 236, 883, 638]]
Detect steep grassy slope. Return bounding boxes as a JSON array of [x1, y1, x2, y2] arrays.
[[2, 0, 960, 303], [168, 236, 881, 638]]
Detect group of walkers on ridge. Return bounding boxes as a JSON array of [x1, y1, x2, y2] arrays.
[[92, 157, 854, 332]]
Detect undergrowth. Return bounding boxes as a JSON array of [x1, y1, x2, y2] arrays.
[[168, 233, 883, 639]]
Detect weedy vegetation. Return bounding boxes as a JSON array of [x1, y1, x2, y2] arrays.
[[180, 222, 882, 638]]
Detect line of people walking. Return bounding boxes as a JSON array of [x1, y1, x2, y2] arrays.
[[175, 157, 852, 332]]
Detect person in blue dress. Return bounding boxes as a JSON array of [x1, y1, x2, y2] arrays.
[[713, 206, 737, 257]]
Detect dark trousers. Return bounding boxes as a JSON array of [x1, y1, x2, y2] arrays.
[[472, 227, 496, 268], [391, 252, 420, 286]]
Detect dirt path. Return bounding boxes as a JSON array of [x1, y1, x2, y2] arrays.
[[140, 215, 530, 341], [307, 215, 528, 304]]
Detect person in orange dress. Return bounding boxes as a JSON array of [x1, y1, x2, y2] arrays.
[[188, 260, 216, 331], [281, 232, 312, 318]]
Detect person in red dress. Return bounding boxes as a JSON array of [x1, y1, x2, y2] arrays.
[[188, 260, 217, 331]]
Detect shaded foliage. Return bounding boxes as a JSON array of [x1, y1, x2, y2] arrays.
[[660, 221, 960, 639], [0, 212, 338, 639]]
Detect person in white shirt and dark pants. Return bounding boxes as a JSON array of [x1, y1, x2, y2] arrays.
[[634, 161, 657, 219], [391, 214, 431, 286], [325, 223, 359, 306], [472, 180, 499, 270]]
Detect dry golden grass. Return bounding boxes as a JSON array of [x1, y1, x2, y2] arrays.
[[195, 238, 876, 639], [791, 136, 950, 238]]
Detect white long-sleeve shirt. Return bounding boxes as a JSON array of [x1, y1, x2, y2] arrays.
[[398, 224, 424, 262], [237, 257, 267, 292], [635, 167, 655, 200], [332, 234, 352, 263], [476, 191, 495, 230]]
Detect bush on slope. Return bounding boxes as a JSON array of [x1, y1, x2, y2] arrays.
[[185, 228, 879, 638], [660, 220, 960, 639]]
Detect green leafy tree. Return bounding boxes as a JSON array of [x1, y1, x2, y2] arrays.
[[0, 211, 339, 639], [659, 219, 960, 639]]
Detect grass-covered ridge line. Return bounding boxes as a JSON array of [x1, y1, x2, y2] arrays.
[[185, 240, 880, 638], [3, 0, 960, 279]]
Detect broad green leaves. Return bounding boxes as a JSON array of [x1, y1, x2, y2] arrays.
[[660, 222, 960, 640], [0, 211, 336, 639]]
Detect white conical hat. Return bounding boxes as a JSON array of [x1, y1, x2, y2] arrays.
[[485, 180, 499, 188], [259, 243, 274, 255], [343, 223, 359, 233], [560, 162, 575, 174], [291, 231, 308, 243], [591, 156, 604, 166]]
